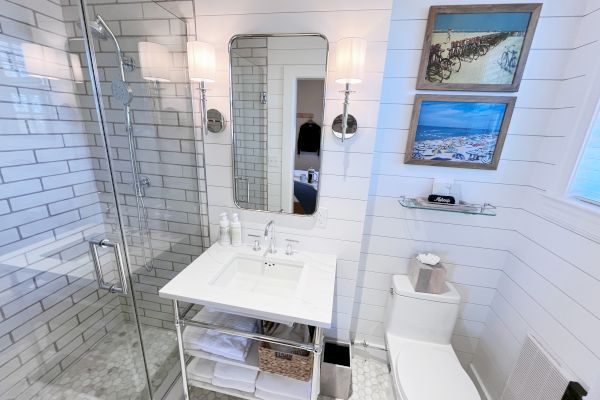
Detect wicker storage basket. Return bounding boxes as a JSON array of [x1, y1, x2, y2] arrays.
[[258, 341, 314, 381], [258, 321, 314, 381]]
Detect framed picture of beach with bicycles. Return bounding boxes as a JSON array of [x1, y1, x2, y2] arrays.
[[416, 4, 542, 92], [405, 95, 516, 170]]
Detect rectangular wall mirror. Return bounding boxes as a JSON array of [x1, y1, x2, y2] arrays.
[[229, 34, 328, 215]]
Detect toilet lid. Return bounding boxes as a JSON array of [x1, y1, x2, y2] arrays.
[[394, 340, 481, 400]]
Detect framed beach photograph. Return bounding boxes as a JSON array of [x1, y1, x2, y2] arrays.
[[416, 4, 542, 91], [405, 95, 516, 170]]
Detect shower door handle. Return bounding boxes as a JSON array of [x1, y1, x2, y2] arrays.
[[89, 238, 128, 295]]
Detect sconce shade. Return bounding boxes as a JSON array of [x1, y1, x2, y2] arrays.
[[69, 53, 84, 83], [187, 41, 216, 82], [335, 37, 367, 84], [138, 41, 171, 82], [22, 43, 71, 81]]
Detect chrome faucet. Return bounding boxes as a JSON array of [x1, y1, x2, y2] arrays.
[[264, 220, 276, 254]]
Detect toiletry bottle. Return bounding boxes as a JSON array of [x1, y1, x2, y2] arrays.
[[230, 213, 242, 247], [219, 212, 231, 245]]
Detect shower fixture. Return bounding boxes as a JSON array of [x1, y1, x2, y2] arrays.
[[87, 14, 154, 272], [88, 20, 109, 41], [111, 79, 133, 106], [85, 18, 136, 72]]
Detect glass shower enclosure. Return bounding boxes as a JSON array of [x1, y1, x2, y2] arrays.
[[0, 1, 207, 398]]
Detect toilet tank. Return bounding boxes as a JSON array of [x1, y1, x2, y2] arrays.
[[385, 274, 461, 344]]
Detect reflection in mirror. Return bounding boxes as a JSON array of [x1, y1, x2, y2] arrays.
[[230, 35, 327, 215], [332, 114, 358, 139], [207, 109, 226, 133]]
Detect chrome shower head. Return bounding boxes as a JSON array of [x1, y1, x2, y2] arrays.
[[88, 19, 109, 40], [111, 79, 133, 106]]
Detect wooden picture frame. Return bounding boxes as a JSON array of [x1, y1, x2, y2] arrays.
[[416, 4, 542, 92], [404, 94, 516, 170]]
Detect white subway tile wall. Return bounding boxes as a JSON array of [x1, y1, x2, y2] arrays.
[[0, 0, 209, 397], [231, 37, 269, 209], [80, 0, 210, 334], [0, 1, 129, 397]]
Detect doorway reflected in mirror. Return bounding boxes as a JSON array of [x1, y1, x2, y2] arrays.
[[230, 34, 328, 215]]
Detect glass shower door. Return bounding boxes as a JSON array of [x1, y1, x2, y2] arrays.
[[80, 0, 208, 397], [1, 0, 207, 397], [0, 6, 151, 400]]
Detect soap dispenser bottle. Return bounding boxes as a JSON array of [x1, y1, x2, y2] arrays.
[[219, 212, 231, 245], [230, 213, 242, 247]]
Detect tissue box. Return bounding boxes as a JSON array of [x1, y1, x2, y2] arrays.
[[409, 258, 447, 294]]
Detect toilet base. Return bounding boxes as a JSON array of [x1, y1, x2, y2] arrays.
[[385, 333, 481, 400]]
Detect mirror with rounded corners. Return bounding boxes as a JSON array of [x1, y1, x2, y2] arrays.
[[229, 34, 328, 215]]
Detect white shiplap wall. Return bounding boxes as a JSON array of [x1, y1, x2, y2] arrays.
[[473, 2, 600, 399], [194, 0, 393, 341], [359, 1, 600, 400], [193, 1, 600, 398]]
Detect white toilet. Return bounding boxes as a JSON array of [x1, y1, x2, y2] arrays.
[[385, 274, 481, 400]]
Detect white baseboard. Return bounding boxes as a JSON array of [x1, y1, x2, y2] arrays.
[[470, 363, 494, 400]]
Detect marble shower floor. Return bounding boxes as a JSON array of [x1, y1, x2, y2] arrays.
[[32, 322, 179, 400]]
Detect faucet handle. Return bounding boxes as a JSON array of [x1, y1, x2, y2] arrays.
[[285, 239, 299, 255], [248, 234, 261, 251]]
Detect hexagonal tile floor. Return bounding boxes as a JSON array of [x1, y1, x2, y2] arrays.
[[30, 322, 394, 400], [31, 322, 179, 400], [187, 353, 394, 400]]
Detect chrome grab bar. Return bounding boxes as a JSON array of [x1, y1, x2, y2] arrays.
[[89, 238, 128, 294], [181, 313, 320, 352], [234, 176, 250, 203]]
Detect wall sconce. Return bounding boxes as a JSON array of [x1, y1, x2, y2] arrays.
[[139, 41, 171, 110], [22, 43, 71, 81], [69, 53, 84, 83], [138, 41, 171, 83], [332, 37, 366, 142], [187, 41, 219, 135]]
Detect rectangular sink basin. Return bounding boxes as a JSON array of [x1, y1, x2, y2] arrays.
[[209, 256, 304, 297]]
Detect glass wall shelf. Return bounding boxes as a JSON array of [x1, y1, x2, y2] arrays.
[[398, 196, 496, 216]]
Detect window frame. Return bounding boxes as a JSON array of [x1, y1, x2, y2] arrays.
[[569, 94, 600, 208]]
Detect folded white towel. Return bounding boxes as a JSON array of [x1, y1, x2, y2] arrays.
[[213, 362, 258, 384], [256, 372, 311, 400], [183, 309, 257, 361], [255, 388, 301, 400], [187, 358, 215, 383], [212, 375, 256, 393]]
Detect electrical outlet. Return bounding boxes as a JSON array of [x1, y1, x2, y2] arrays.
[[316, 207, 328, 228]]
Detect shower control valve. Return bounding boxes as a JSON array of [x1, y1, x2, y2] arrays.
[[139, 176, 151, 188]]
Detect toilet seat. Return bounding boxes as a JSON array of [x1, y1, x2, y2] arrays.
[[388, 336, 480, 400]]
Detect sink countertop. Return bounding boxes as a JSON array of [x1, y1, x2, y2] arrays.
[[159, 243, 337, 328]]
